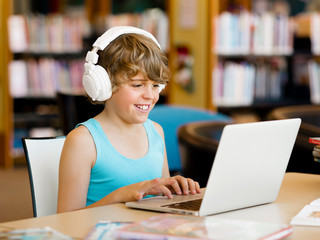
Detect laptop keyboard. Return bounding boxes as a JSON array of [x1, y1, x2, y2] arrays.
[[161, 198, 202, 211]]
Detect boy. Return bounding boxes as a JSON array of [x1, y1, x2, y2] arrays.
[[57, 26, 200, 213]]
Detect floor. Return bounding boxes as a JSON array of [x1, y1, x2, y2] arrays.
[[0, 165, 33, 223]]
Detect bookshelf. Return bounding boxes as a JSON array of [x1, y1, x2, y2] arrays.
[[294, 13, 320, 105], [2, 0, 318, 167], [207, 0, 317, 121], [1, 0, 169, 168], [167, 0, 317, 119], [167, 0, 254, 110], [7, 6, 89, 161]]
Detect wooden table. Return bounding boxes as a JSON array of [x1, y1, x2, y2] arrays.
[[0, 172, 319, 239]]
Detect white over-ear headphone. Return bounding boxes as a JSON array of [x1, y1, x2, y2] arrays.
[[83, 26, 166, 101]]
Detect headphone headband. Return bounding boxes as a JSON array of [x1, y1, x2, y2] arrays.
[[85, 26, 161, 65], [93, 26, 161, 51]]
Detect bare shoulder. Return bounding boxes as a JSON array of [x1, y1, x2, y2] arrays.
[[65, 125, 93, 145], [151, 120, 164, 138], [61, 125, 96, 167]]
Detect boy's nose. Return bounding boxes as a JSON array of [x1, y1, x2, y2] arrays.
[[142, 86, 155, 98]]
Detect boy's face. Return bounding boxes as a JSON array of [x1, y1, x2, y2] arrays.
[[108, 72, 160, 124]]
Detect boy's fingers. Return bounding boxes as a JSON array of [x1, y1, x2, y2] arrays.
[[136, 178, 174, 199], [195, 181, 201, 193], [158, 185, 173, 199], [167, 177, 183, 195]]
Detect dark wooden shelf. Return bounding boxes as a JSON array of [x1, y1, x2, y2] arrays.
[[14, 112, 60, 129]]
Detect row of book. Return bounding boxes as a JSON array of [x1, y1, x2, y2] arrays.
[[308, 60, 320, 104], [7, 8, 169, 54], [9, 58, 85, 98], [214, 11, 294, 55], [95, 8, 169, 52], [7, 14, 87, 53], [212, 58, 287, 107]]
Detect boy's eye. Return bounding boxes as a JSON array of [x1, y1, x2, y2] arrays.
[[153, 84, 160, 88], [132, 84, 142, 87]]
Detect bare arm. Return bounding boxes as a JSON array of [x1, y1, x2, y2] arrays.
[[57, 126, 95, 213], [57, 125, 176, 213]]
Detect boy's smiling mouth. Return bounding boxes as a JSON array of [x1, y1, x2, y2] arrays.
[[135, 104, 150, 111]]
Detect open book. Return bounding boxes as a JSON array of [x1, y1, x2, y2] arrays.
[[113, 214, 292, 240], [290, 198, 320, 226]]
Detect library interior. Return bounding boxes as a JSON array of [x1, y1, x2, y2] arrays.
[[1, 0, 320, 239]]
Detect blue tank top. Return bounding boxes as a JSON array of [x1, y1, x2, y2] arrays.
[[77, 118, 164, 206]]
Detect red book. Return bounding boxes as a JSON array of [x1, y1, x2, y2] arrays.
[[309, 137, 320, 145]]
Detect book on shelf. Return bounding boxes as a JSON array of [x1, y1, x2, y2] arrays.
[[9, 58, 84, 98], [308, 60, 320, 104], [8, 60, 29, 98], [112, 214, 293, 240], [7, 15, 29, 53], [290, 198, 320, 227], [212, 61, 255, 107], [311, 12, 320, 55], [212, 58, 286, 107], [8, 14, 85, 53], [214, 11, 293, 56]]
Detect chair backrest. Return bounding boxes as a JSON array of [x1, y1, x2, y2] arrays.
[[22, 136, 66, 217], [148, 104, 232, 174]]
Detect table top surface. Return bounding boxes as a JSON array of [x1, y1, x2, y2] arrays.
[[0, 172, 320, 239]]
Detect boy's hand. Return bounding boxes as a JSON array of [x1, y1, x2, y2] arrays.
[[166, 175, 201, 195]]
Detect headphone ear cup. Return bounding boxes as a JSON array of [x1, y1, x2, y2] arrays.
[[94, 65, 112, 101], [158, 84, 165, 93], [83, 63, 101, 101], [83, 63, 112, 101]]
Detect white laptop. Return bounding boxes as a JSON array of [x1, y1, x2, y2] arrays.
[[126, 118, 301, 216]]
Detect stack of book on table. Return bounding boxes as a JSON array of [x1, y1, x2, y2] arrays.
[[309, 137, 320, 162]]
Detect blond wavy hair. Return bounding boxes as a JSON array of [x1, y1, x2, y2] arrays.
[[97, 33, 170, 94]]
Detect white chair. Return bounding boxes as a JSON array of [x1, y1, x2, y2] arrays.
[[22, 136, 66, 217]]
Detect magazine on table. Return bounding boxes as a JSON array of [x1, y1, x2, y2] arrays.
[[291, 198, 320, 226], [111, 214, 293, 240], [0, 227, 72, 240], [84, 221, 132, 240]]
